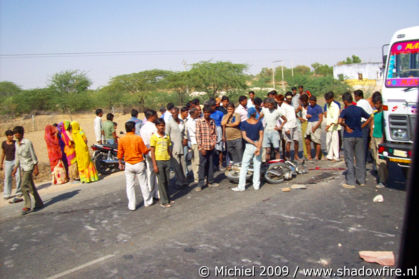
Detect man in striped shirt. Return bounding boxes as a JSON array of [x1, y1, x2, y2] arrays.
[[195, 105, 218, 192]]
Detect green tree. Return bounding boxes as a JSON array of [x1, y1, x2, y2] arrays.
[[109, 69, 171, 111], [253, 67, 273, 88], [4, 88, 57, 115], [94, 84, 126, 109], [293, 65, 311, 76], [311, 63, 333, 76], [0, 81, 22, 98], [49, 70, 91, 112], [339, 55, 362, 65], [189, 61, 248, 98], [166, 71, 191, 105]]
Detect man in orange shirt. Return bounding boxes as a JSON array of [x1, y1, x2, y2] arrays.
[[117, 121, 152, 211]]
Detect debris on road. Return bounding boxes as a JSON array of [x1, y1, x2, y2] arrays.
[[359, 251, 395, 266], [291, 184, 307, 190], [318, 258, 330, 266], [84, 225, 97, 231], [281, 187, 291, 192], [373, 195, 384, 203]]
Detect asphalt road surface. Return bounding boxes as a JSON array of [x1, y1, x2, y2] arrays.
[[0, 159, 408, 279]]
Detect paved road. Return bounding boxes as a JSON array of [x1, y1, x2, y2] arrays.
[[0, 159, 407, 279]]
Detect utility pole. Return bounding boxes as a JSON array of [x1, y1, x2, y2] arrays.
[[272, 59, 282, 91], [182, 60, 189, 95], [281, 65, 285, 91], [272, 65, 275, 89], [291, 61, 294, 77]]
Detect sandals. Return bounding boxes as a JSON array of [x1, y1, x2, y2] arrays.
[[160, 203, 172, 208]]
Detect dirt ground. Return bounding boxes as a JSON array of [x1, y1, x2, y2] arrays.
[[0, 112, 142, 190]]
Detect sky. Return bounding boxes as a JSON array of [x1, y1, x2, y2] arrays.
[[0, 0, 418, 89]]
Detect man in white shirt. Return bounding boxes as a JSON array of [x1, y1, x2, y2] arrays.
[[186, 107, 200, 184], [163, 103, 174, 123], [291, 87, 300, 110], [235, 95, 248, 122], [246, 91, 255, 109], [260, 98, 287, 160], [354, 90, 373, 165], [139, 109, 159, 199], [94, 109, 104, 144], [324, 92, 341, 161], [283, 93, 300, 160]]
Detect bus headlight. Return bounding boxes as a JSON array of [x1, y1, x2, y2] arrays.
[[391, 128, 408, 140]]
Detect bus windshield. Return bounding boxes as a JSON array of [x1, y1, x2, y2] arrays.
[[386, 40, 419, 87]]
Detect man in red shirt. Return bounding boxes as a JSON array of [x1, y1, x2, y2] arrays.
[[117, 121, 152, 211]]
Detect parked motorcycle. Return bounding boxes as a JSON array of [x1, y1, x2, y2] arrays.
[[225, 159, 307, 184], [91, 143, 121, 175]]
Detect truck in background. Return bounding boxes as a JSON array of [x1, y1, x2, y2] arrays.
[[379, 26, 419, 177]]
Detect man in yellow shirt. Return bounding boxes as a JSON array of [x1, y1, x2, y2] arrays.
[[117, 121, 151, 211], [150, 119, 174, 208]]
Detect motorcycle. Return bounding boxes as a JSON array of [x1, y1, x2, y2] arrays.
[[225, 159, 307, 184], [91, 143, 121, 175]]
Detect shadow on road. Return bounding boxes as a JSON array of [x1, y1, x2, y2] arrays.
[[44, 190, 81, 208], [37, 182, 52, 190]]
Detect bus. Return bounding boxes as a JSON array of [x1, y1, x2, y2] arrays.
[[379, 26, 419, 176]]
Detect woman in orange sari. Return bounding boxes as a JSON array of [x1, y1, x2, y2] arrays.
[[71, 121, 98, 183], [44, 125, 68, 184]]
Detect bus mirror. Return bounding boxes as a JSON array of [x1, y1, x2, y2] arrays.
[[383, 55, 387, 66]]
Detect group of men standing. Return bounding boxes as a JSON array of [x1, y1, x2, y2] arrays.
[[0, 87, 385, 214], [94, 85, 386, 210]]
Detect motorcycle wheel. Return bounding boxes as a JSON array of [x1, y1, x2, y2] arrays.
[[94, 153, 114, 175], [225, 168, 241, 183], [264, 163, 288, 184], [225, 167, 252, 183]]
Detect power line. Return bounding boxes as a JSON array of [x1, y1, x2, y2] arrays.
[[0, 47, 380, 58]]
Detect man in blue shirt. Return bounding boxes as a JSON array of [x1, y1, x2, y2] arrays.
[[209, 99, 226, 170], [129, 109, 143, 135], [305, 96, 323, 160], [339, 92, 373, 188]]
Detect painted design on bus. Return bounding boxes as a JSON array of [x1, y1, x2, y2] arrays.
[[386, 40, 419, 87]]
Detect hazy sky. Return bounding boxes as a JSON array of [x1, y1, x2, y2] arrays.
[[1, 0, 418, 89]]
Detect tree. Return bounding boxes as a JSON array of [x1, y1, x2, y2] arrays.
[[49, 70, 91, 112], [0, 81, 22, 98], [311, 63, 333, 76], [293, 65, 311, 76], [94, 84, 126, 109], [109, 69, 171, 111], [339, 55, 362, 65], [166, 71, 191, 105], [189, 61, 248, 98], [49, 70, 91, 95], [253, 67, 273, 88], [3, 88, 57, 115]]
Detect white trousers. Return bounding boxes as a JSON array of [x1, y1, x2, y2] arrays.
[[145, 156, 159, 199], [124, 161, 153, 210], [326, 130, 339, 160]]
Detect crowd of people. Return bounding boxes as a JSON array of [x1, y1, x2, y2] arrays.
[[1, 120, 100, 214], [1, 85, 387, 214]]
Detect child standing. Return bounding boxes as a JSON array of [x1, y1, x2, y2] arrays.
[[150, 119, 174, 208]]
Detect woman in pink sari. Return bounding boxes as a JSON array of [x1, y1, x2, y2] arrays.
[[44, 125, 68, 184]]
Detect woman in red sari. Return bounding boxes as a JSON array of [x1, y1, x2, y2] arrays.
[[44, 125, 68, 184]]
